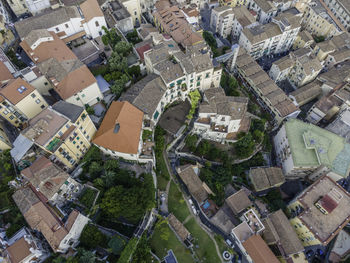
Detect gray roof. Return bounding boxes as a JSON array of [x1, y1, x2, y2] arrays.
[[155, 60, 185, 84], [119, 74, 166, 116], [37, 58, 83, 82], [10, 134, 34, 163], [15, 6, 81, 39], [52, 101, 84, 122], [12, 187, 39, 215], [23, 29, 52, 47]]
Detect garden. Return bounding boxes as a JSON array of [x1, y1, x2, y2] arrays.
[[154, 126, 170, 191]]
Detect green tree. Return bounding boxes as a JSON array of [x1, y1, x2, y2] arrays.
[[110, 74, 129, 97], [80, 224, 107, 249], [104, 159, 119, 171], [197, 140, 210, 156], [79, 249, 96, 263], [114, 41, 132, 55], [132, 234, 152, 263], [203, 31, 217, 49], [109, 52, 128, 71], [185, 134, 198, 152], [89, 161, 103, 178], [235, 133, 255, 158]]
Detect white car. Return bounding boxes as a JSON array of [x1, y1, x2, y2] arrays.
[[225, 239, 235, 248], [191, 205, 198, 215], [188, 199, 193, 205]]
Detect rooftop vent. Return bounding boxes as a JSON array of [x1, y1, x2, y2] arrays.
[[114, 123, 120, 133]]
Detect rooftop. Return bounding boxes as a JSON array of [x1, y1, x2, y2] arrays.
[[232, 221, 254, 242], [225, 189, 252, 215], [262, 209, 304, 256], [232, 6, 256, 27], [168, 213, 190, 241], [326, 108, 350, 144], [6, 237, 35, 263], [52, 100, 84, 122], [80, 0, 103, 23], [284, 119, 350, 177], [249, 167, 285, 192], [289, 80, 322, 106], [242, 235, 279, 263], [0, 61, 13, 83], [177, 165, 209, 204], [0, 78, 35, 105], [294, 175, 350, 244], [93, 101, 144, 154]]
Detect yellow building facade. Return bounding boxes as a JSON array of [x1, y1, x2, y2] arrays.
[[0, 122, 11, 151]]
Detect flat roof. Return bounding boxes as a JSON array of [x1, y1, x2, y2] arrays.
[[285, 119, 350, 177]]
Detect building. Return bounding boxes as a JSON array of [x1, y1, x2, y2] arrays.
[[242, 235, 279, 263], [293, 30, 315, 50], [168, 214, 192, 245], [103, 0, 134, 33], [25, 0, 50, 15], [0, 78, 48, 128], [288, 175, 350, 246], [0, 121, 12, 151], [262, 209, 304, 260], [119, 0, 142, 26], [232, 48, 299, 125], [268, 55, 293, 83], [210, 6, 234, 38], [329, 230, 350, 262], [80, 0, 108, 38], [249, 167, 285, 194], [0, 62, 13, 84], [21, 156, 81, 204], [119, 74, 166, 127], [239, 12, 301, 59], [193, 87, 249, 143], [306, 82, 350, 124], [93, 101, 148, 162], [3, 227, 49, 263], [13, 187, 89, 253], [288, 49, 323, 88], [153, 1, 203, 48], [273, 118, 350, 180], [326, 108, 350, 144], [144, 41, 222, 96], [177, 164, 213, 204], [0, 3, 15, 51], [22, 101, 96, 169], [289, 80, 323, 107], [231, 6, 258, 39], [302, 0, 341, 39], [313, 32, 350, 62], [225, 189, 252, 215], [6, 0, 29, 16], [322, 0, 350, 32], [14, 0, 106, 41]]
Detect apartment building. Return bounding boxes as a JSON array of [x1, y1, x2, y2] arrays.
[[102, 0, 134, 33], [0, 2, 15, 51], [15, 0, 106, 41], [302, 0, 341, 38], [0, 121, 12, 151], [323, 0, 350, 32], [289, 80, 323, 107], [293, 30, 314, 50], [288, 48, 323, 88], [21, 156, 81, 204], [21, 101, 96, 169], [13, 187, 89, 253], [248, 167, 285, 194], [0, 78, 48, 128], [288, 175, 350, 246], [193, 87, 249, 143], [313, 32, 350, 61], [269, 55, 293, 82], [231, 6, 258, 39], [273, 118, 350, 180], [144, 41, 222, 95], [93, 101, 148, 162], [232, 48, 299, 125], [239, 12, 301, 59], [153, 0, 203, 47], [210, 6, 234, 38]]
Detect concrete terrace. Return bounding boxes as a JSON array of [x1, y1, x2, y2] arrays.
[[285, 119, 350, 177]]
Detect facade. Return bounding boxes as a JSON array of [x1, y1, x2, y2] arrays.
[[302, 0, 341, 39], [323, 0, 350, 32], [268, 55, 293, 83], [0, 120, 12, 151], [289, 80, 323, 107], [313, 32, 350, 62], [0, 78, 48, 128], [193, 87, 249, 143], [7, 0, 28, 16], [26, 0, 50, 15], [239, 12, 301, 59], [0, 2, 15, 51], [293, 30, 315, 50], [13, 187, 89, 253], [80, 0, 107, 38], [273, 118, 350, 180], [232, 47, 299, 125], [22, 101, 96, 169], [21, 156, 81, 204], [120, 0, 142, 26], [210, 6, 234, 38], [288, 175, 350, 246], [93, 101, 146, 162]]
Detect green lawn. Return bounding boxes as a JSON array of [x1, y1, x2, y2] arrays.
[[168, 181, 191, 222], [185, 218, 221, 263], [150, 220, 194, 263], [214, 234, 228, 254]]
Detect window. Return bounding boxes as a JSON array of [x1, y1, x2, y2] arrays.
[[73, 141, 76, 144], [23, 3, 26, 8], [80, 141, 83, 144], [65, 24, 69, 28], [76, 97, 80, 101], [3, 110, 8, 115], [65, 124, 70, 129], [17, 85, 27, 94], [41, 105, 45, 109], [31, 93, 36, 98], [76, 137, 80, 140], [9, 115, 14, 120], [95, 21, 99, 27], [58, 131, 63, 136], [44, 82, 48, 86], [56, 27, 59, 32], [35, 99, 41, 104]]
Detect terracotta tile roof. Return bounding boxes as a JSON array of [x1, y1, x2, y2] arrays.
[[6, 237, 32, 263], [136, 44, 151, 61], [20, 31, 77, 63], [93, 101, 144, 154], [0, 61, 13, 83], [0, 78, 35, 105], [80, 0, 104, 22], [243, 235, 279, 263]]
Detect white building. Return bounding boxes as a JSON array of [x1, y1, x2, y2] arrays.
[[193, 87, 249, 143], [231, 6, 258, 40], [239, 12, 301, 59], [322, 0, 350, 32], [210, 6, 234, 38], [26, 0, 50, 15], [80, 0, 107, 38], [269, 55, 293, 83]]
